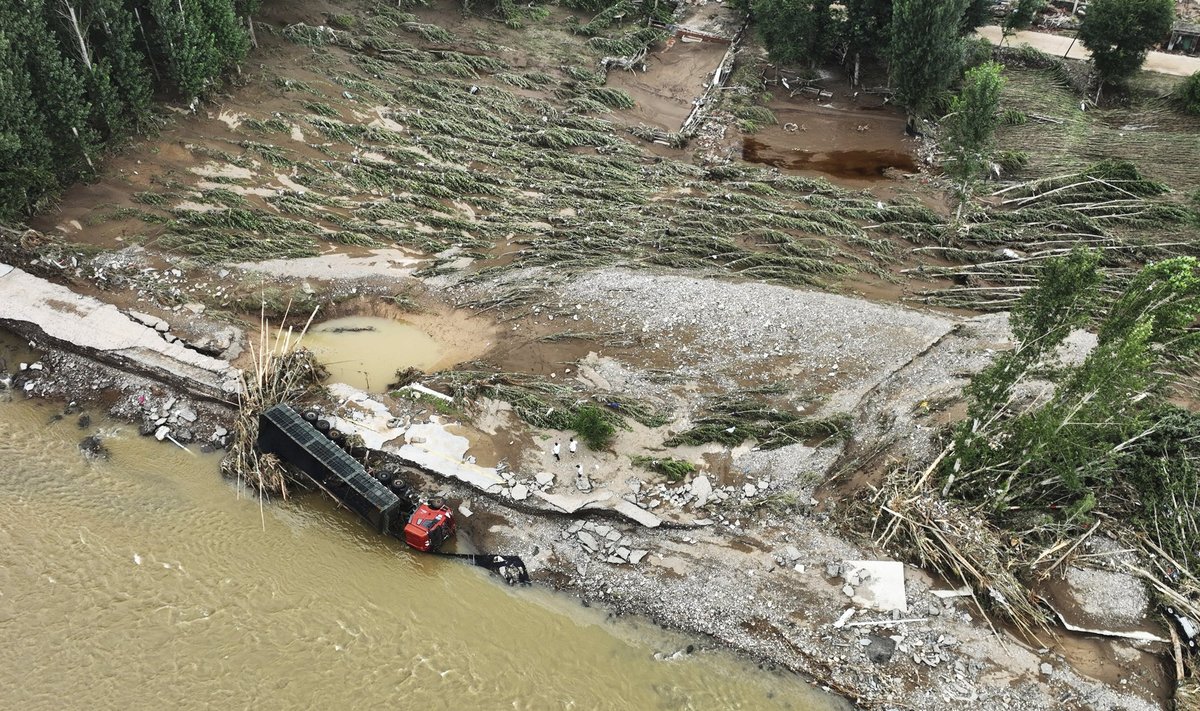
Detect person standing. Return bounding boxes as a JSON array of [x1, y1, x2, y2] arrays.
[[568, 437, 577, 456], [552, 442, 561, 461]]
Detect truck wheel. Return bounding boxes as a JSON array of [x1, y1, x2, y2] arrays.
[[328, 429, 344, 442], [302, 410, 319, 422], [428, 496, 446, 510], [315, 419, 331, 432], [376, 470, 393, 485]]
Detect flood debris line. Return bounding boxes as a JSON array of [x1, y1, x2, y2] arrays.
[[913, 161, 1200, 310], [222, 314, 324, 498]]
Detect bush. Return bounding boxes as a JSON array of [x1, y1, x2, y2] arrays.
[[1175, 71, 1200, 115], [962, 36, 995, 69], [572, 405, 615, 449]]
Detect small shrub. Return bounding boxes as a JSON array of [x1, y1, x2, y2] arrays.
[[1174, 71, 1200, 116], [631, 455, 696, 482], [572, 405, 615, 449]]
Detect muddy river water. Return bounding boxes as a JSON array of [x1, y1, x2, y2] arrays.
[[0, 392, 843, 708]]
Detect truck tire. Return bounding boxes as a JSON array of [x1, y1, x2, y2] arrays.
[[428, 496, 446, 510], [302, 410, 319, 422], [315, 419, 331, 433], [328, 429, 344, 442], [376, 470, 393, 485]]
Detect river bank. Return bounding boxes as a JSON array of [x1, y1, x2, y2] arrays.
[[4, 0, 1192, 706], [0, 386, 847, 710]]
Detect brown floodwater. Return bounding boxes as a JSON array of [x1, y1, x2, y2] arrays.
[[742, 138, 918, 180], [0, 333, 845, 711]]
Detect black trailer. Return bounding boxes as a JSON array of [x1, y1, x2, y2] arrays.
[[258, 404, 404, 533]]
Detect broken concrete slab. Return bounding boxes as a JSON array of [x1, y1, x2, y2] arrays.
[[843, 560, 908, 613], [0, 264, 239, 399], [692, 474, 713, 507], [535, 490, 662, 528]]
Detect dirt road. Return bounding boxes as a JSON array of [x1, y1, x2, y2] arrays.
[[978, 25, 1200, 77]]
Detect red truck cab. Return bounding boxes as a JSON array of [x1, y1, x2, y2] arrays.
[[403, 501, 456, 552]]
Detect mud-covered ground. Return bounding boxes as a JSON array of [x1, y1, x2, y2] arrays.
[[2, 0, 1184, 708]]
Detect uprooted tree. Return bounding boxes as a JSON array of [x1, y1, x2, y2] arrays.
[[946, 249, 1200, 564], [876, 248, 1200, 635]]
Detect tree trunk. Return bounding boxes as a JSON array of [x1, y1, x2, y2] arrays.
[[853, 51, 860, 88], [62, 2, 92, 71], [134, 8, 161, 80], [246, 14, 258, 49]]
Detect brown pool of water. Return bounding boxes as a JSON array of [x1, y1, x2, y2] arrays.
[[742, 138, 918, 180]]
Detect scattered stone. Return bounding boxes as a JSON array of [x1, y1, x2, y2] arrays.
[[154, 321, 169, 333], [535, 472, 554, 487], [604, 530, 621, 542], [606, 555, 626, 565], [743, 483, 758, 497], [864, 635, 896, 664], [826, 562, 843, 578], [154, 426, 170, 441], [843, 584, 855, 597], [213, 426, 228, 438], [77, 413, 91, 429], [177, 406, 197, 423], [511, 484, 529, 501], [577, 531, 599, 551], [79, 435, 109, 459], [782, 545, 802, 562], [616, 547, 631, 560], [1040, 663, 1053, 676], [629, 549, 648, 564]]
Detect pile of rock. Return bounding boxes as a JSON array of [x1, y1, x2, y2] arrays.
[[635, 474, 777, 512], [498, 469, 556, 501], [564, 520, 648, 565], [136, 394, 219, 445]]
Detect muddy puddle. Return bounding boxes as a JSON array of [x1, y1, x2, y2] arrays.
[[300, 315, 451, 392], [743, 139, 917, 180], [741, 79, 920, 184]]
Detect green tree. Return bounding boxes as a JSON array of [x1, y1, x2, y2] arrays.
[[753, 0, 839, 67], [94, 0, 155, 128], [942, 61, 1005, 202], [960, 0, 991, 33], [20, 0, 99, 178], [0, 25, 57, 221], [1078, 0, 1174, 87], [948, 253, 1200, 522], [1003, 0, 1044, 39], [1173, 71, 1200, 115], [890, 0, 968, 118], [843, 0, 892, 85]]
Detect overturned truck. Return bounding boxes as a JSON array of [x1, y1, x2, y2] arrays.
[[258, 403, 529, 584]]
